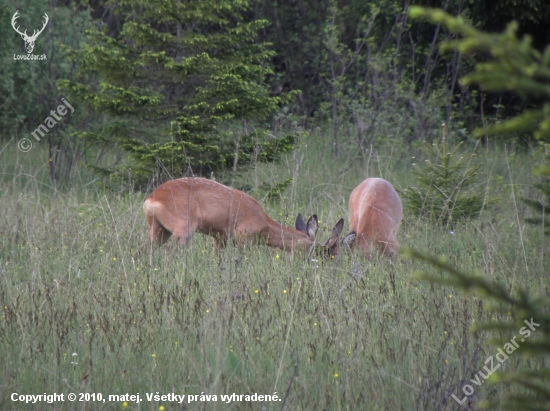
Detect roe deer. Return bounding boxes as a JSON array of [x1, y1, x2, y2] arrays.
[[142, 177, 344, 255], [343, 178, 402, 258]]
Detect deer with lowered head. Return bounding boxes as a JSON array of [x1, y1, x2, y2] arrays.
[[141, 177, 344, 256], [342, 178, 402, 258]]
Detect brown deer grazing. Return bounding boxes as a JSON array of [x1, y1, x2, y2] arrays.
[[142, 177, 344, 255], [342, 178, 402, 258]]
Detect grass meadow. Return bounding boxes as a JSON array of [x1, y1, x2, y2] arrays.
[[0, 130, 548, 410]]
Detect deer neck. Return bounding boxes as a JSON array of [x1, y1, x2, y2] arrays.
[[264, 218, 312, 251]]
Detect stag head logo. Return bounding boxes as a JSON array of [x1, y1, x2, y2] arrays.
[[12, 10, 49, 54]]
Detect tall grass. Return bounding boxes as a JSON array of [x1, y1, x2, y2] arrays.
[[0, 132, 547, 410]]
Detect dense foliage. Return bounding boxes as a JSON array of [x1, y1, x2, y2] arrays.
[[3, 0, 550, 184], [400, 136, 487, 226], [410, 5, 550, 235], [58, 0, 296, 187], [408, 7, 550, 409], [0, 0, 95, 182]]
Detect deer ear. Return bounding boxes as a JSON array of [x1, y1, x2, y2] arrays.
[[306, 215, 319, 238], [325, 236, 338, 249], [332, 218, 344, 237], [295, 213, 306, 233], [342, 232, 357, 247], [324, 218, 344, 249]]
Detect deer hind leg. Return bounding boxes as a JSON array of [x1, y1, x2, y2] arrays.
[[149, 215, 172, 246], [133, 216, 172, 261]]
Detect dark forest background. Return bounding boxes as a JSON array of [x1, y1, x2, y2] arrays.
[[2, 0, 549, 187]]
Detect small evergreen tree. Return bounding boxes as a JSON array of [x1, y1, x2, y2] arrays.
[[409, 5, 550, 239], [59, 0, 296, 187], [523, 178, 550, 235], [523, 146, 550, 235], [401, 131, 486, 227], [408, 7, 550, 410]]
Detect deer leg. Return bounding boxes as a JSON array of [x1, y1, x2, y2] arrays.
[[134, 216, 172, 262], [212, 236, 228, 251], [150, 216, 172, 246], [171, 221, 197, 248], [381, 241, 399, 259]]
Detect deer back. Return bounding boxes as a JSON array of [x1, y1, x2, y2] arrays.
[[347, 178, 402, 257]]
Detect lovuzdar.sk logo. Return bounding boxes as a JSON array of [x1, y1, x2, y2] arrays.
[[12, 10, 49, 61]]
